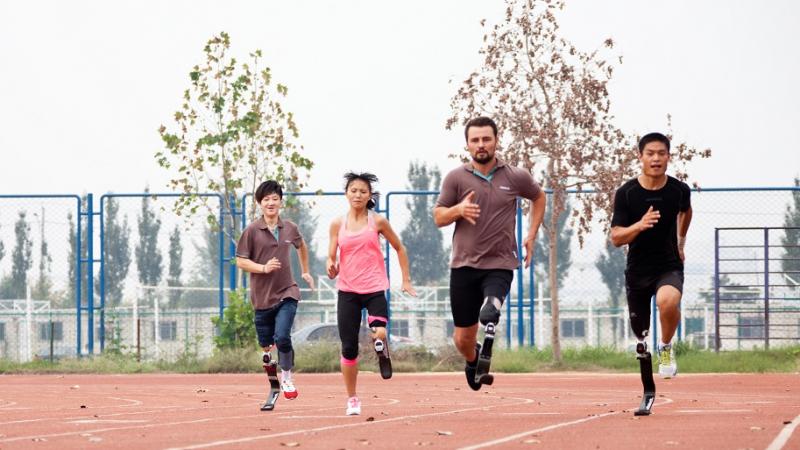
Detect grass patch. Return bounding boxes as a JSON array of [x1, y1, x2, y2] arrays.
[[1, 344, 798, 374]]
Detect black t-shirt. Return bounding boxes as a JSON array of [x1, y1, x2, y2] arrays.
[[611, 176, 691, 274]]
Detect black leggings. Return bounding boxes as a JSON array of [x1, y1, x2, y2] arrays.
[[337, 290, 388, 360]]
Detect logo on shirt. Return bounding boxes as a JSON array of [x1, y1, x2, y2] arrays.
[[499, 186, 511, 191], [284, 240, 292, 244]]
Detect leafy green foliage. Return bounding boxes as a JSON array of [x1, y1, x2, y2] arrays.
[[211, 289, 256, 350], [156, 32, 313, 247], [400, 161, 448, 285], [100, 197, 132, 307]]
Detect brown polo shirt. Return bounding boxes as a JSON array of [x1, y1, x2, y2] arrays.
[[436, 158, 542, 270], [235, 217, 303, 310]]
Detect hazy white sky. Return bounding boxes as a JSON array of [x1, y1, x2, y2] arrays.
[[1, 0, 798, 197]]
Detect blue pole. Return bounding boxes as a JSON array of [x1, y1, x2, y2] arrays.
[[714, 228, 720, 351], [529, 261, 535, 347], [764, 228, 770, 349], [87, 193, 94, 355], [76, 197, 82, 356], [241, 194, 248, 290], [382, 194, 391, 341], [516, 198, 524, 347], [218, 200, 225, 319], [229, 194, 237, 291], [99, 196, 106, 352]]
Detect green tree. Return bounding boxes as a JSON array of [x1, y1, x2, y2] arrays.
[[156, 32, 313, 256], [184, 223, 229, 307], [534, 197, 573, 293], [167, 225, 183, 308], [211, 289, 256, 350], [0, 211, 34, 299], [781, 177, 800, 287], [99, 197, 132, 307], [400, 161, 448, 286], [447, 0, 710, 361], [66, 199, 89, 308], [135, 191, 163, 297], [31, 207, 53, 300], [281, 195, 325, 284], [596, 240, 626, 343]]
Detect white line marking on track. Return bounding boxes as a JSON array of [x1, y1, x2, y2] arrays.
[[457, 412, 619, 450], [766, 413, 800, 450], [67, 419, 151, 424], [165, 396, 536, 450], [0, 400, 18, 408], [457, 397, 673, 450], [108, 397, 144, 407], [677, 409, 753, 414], [501, 412, 563, 416]]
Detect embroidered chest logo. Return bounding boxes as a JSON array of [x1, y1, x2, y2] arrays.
[[499, 186, 511, 191]]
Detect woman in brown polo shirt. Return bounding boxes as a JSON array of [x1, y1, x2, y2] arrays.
[[236, 180, 315, 402]]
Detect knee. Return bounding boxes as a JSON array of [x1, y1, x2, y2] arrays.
[[453, 333, 472, 351], [341, 341, 359, 360], [656, 296, 680, 314], [275, 335, 292, 352]]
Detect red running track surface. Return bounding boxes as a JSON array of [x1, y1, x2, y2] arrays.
[[0, 372, 798, 449]]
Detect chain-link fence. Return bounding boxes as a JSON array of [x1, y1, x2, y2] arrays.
[[1, 188, 798, 362]]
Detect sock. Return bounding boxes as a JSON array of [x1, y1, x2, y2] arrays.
[[281, 369, 292, 382], [659, 341, 671, 350]]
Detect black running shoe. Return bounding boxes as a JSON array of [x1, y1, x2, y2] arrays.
[[465, 344, 482, 391]]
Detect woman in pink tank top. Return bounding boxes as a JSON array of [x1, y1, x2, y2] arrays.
[[326, 172, 416, 416]]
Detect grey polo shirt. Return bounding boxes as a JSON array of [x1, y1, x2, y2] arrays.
[[235, 217, 303, 310], [436, 158, 543, 270]]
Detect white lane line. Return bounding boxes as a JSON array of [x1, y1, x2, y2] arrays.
[[67, 419, 150, 424], [108, 397, 144, 407], [0, 400, 18, 409], [458, 397, 673, 450], [165, 396, 536, 450], [502, 412, 563, 416], [766, 413, 800, 450], [677, 409, 753, 413], [458, 412, 619, 450]]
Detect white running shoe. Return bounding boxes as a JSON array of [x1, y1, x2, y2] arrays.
[[658, 343, 677, 378], [281, 378, 298, 399], [345, 396, 361, 416]]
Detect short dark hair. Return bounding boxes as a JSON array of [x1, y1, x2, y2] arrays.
[[464, 116, 498, 142], [638, 132, 670, 154], [255, 180, 283, 203], [343, 172, 379, 210]]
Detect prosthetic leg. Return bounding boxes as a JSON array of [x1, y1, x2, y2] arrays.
[[261, 352, 281, 411], [475, 296, 503, 386], [634, 331, 656, 416], [372, 328, 392, 380]]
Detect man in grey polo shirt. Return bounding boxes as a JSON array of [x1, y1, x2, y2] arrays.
[[236, 180, 315, 400], [434, 116, 545, 390]]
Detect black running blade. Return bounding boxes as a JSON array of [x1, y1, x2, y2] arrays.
[[634, 352, 656, 416], [635, 391, 655, 416]]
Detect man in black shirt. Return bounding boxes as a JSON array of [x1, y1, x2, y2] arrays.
[[611, 132, 692, 378]]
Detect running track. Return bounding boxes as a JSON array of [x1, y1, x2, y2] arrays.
[[0, 373, 798, 449]]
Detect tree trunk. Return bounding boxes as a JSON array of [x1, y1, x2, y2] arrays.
[[549, 188, 564, 363]]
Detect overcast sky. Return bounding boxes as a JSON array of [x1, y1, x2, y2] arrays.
[[1, 0, 799, 197]]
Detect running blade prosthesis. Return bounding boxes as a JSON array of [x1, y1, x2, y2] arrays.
[[634, 341, 656, 416], [261, 353, 281, 411], [374, 338, 392, 380], [474, 322, 495, 386]]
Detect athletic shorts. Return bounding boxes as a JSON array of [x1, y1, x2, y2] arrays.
[[449, 267, 513, 327], [625, 269, 684, 308]]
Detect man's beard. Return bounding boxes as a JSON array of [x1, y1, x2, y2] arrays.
[[472, 151, 493, 164]]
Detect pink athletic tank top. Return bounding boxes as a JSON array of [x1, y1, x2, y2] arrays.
[[336, 212, 389, 294]]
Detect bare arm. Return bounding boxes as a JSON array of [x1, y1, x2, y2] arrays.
[[376, 215, 417, 296], [433, 191, 479, 227], [610, 206, 660, 247], [296, 239, 315, 289], [522, 192, 546, 268], [676, 206, 693, 261], [326, 218, 341, 279], [236, 256, 281, 274]]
